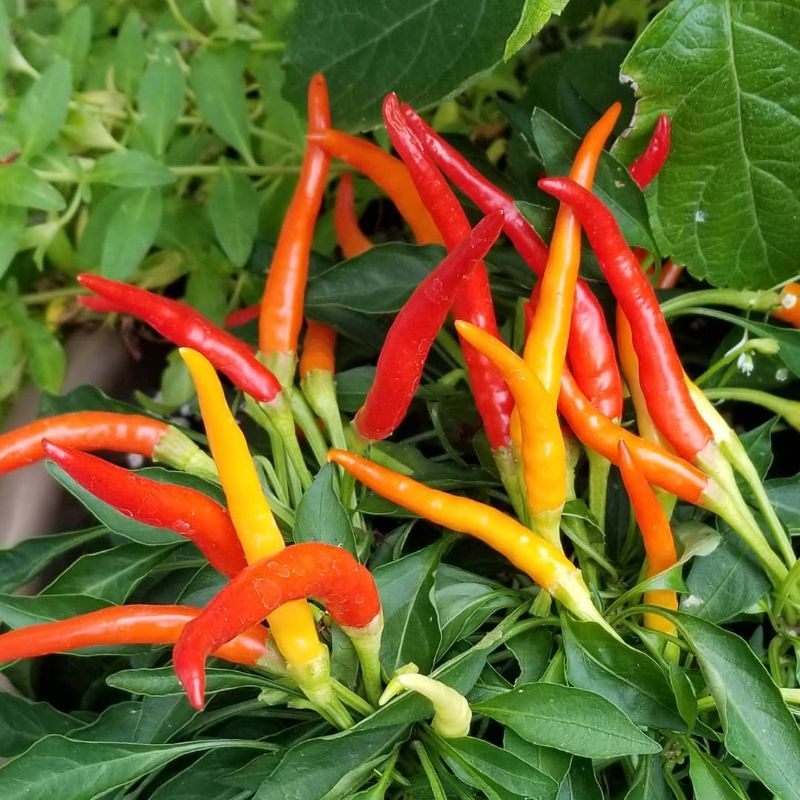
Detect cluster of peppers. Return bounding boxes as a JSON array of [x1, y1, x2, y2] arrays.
[[0, 73, 798, 736]]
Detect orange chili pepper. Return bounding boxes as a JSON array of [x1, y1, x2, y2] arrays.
[[333, 173, 372, 258], [299, 321, 337, 378], [617, 442, 678, 636], [772, 283, 800, 328], [524, 103, 621, 400], [308, 128, 442, 245], [259, 73, 331, 369]]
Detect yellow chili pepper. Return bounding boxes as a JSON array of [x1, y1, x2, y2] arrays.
[[179, 350, 328, 683], [455, 320, 566, 548], [327, 449, 616, 637], [524, 103, 621, 401]]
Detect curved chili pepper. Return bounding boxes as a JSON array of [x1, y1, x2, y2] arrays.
[[327, 449, 616, 637], [308, 129, 442, 245], [617, 442, 678, 636], [259, 73, 330, 363], [525, 102, 621, 400], [627, 115, 671, 189], [539, 178, 713, 462], [78, 274, 280, 403], [333, 173, 373, 258], [173, 542, 382, 709], [772, 283, 800, 328], [401, 103, 622, 420], [383, 94, 513, 451], [0, 605, 275, 668], [355, 211, 504, 441], [657, 260, 683, 290], [300, 321, 337, 378], [455, 320, 565, 547], [224, 304, 260, 329], [41, 440, 246, 577]]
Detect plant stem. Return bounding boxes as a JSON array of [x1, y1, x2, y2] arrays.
[[586, 449, 610, 533], [660, 288, 780, 318], [411, 741, 448, 800], [703, 387, 800, 433]]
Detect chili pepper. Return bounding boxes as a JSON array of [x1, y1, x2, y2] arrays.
[[772, 283, 800, 328], [379, 665, 471, 739], [538, 178, 713, 462], [327, 449, 617, 637], [0, 605, 281, 670], [627, 115, 671, 189], [617, 442, 678, 636], [333, 173, 373, 258], [308, 129, 442, 245], [225, 304, 260, 328], [258, 73, 330, 371], [402, 103, 622, 420], [78, 274, 280, 404], [300, 321, 337, 378], [41, 440, 246, 577], [355, 211, 504, 441], [383, 94, 513, 452], [455, 320, 565, 547], [524, 102, 621, 400], [173, 542, 383, 709]]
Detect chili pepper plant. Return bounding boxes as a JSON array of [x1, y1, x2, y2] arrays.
[[0, 2, 799, 799]]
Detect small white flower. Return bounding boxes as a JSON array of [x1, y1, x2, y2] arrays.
[[737, 352, 754, 375]]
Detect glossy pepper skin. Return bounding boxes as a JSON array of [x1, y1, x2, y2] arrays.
[[333, 173, 373, 257], [173, 542, 381, 709], [79, 274, 280, 404], [455, 320, 565, 547], [0, 605, 271, 667], [539, 177, 713, 462], [225, 304, 260, 329], [259, 73, 331, 360], [42, 440, 246, 577], [355, 211, 505, 441], [309, 129, 442, 245], [627, 115, 671, 188], [403, 104, 622, 421], [300, 321, 337, 378], [0, 411, 168, 474], [773, 283, 800, 328], [327, 449, 615, 636], [383, 94, 513, 451], [524, 102, 621, 400], [617, 442, 679, 635]]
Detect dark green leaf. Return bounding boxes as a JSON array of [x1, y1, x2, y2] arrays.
[[373, 542, 442, 673], [624, 754, 670, 800], [114, 10, 146, 96], [0, 164, 66, 211], [207, 167, 260, 266], [107, 666, 282, 697], [504, 0, 566, 59], [294, 463, 357, 555], [0, 593, 110, 629], [618, 0, 800, 288], [335, 366, 375, 414], [100, 186, 163, 279], [506, 628, 553, 685], [767, 477, 800, 533], [0, 694, 79, 758], [474, 683, 661, 758], [189, 46, 254, 163], [562, 618, 685, 730], [557, 758, 603, 800], [137, 44, 185, 156], [661, 610, 800, 799], [504, 729, 572, 784], [150, 749, 260, 800], [285, 0, 525, 131], [688, 744, 747, 800], [91, 150, 176, 188], [16, 58, 71, 159]]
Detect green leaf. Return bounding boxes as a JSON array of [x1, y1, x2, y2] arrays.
[[474, 683, 661, 758], [0, 205, 26, 278], [439, 737, 558, 799], [624, 754, 670, 800], [507, 628, 553, 685], [294, 463, 357, 555], [0, 527, 105, 594], [0, 694, 79, 758], [15, 58, 72, 159], [688, 744, 747, 800], [504, 0, 568, 60], [0, 164, 66, 211], [150, 749, 259, 800], [107, 666, 282, 697], [91, 150, 176, 188], [100, 187, 163, 279], [207, 168, 259, 266], [137, 44, 186, 156], [0, 736, 268, 800], [21, 317, 66, 394], [285, 0, 525, 131], [114, 10, 146, 96], [57, 6, 92, 81], [562, 618, 685, 730], [373, 542, 443, 674], [503, 729, 571, 785], [0, 593, 111, 631], [189, 46, 254, 163], [557, 758, 603, 800], [660, 610, 800, 799], [618, 0, 800, 289]]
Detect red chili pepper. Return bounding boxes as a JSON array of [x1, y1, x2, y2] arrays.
[[42, 440, 246, 577], [355, 211, 504, 440], [259, 73, 330, 361], [401, 103, 622, 420], [383, 94, 513, 451], [333, 173, 373, 258], [224, 304, 260, 328], [78, 274, 280, 403], [0, 605, 271, 667], [0, 411, 168, 475], [539, 178, 713, 462], [173, 542, 381, 709], [657, 260, 683, 290], [627, 115, 671, 189]]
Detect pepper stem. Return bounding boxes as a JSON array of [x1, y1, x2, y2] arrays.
[[289, 647, 353, 729], [153, 426, 218, 482], [301, 369, 349, 453], [341, 613, 384, 706], [289, 387, 330, 467], [494, 446, 528, 525]]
